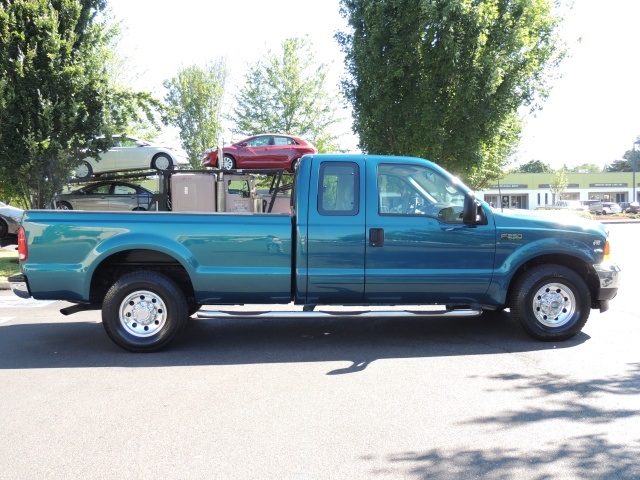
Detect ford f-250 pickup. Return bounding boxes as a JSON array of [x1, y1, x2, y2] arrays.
[[10, 154, 621, 352]]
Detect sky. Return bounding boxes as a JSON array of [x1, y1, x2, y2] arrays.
[[107, 0, 640, 170]]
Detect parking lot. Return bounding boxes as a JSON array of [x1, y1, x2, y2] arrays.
[[0, 223, 638, 479]]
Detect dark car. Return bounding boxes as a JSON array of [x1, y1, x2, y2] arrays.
[[52, 181, 155, 211], [619, 201, 640, 213], [201, 134, 317, 171]]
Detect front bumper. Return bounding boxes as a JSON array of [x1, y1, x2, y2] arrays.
[[8, 274, 31, 299], [593, 261, 621, 312]]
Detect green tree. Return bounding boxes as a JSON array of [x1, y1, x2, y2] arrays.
[[164, 60, 228, 168], [516, 159, 554, 173], [232, 37, 342, 153], [549, 169, 568, 205], [605, 139, 640, 172], [605, 159, 632, 172], [337, 0, 566, 188], [0, 0, 158, 208], [567, 163, 602, 173]]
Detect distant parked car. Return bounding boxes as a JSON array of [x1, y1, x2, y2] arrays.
[[556, 200, 588, 212], [201, 134, 317, 171], [601, 202, 622, 215], [75, 136, 189, 178], [52, 181, 155, 211], [619, 201, 640, 213], [585, 201, 603, 214], [0, 201, 24, 238]]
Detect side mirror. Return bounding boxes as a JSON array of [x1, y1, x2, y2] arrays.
[[463, 191, 482, 225]]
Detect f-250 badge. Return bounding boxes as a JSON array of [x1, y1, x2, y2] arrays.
[[501, 233, 523, 240]]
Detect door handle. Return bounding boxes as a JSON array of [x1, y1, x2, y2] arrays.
[[369, 228, 384, 247]]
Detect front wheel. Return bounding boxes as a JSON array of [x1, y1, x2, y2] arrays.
[[102, 271, 188, 352], [55, 201, 72, 210], [219, 154, 235, 170], [152, 154, 173, 172], [510, 264, 590, 341]]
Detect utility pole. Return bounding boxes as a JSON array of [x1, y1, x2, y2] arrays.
[[634, 139, 640, 203]]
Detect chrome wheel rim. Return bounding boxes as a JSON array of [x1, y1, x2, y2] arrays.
[[119, 290, 167, 337], [222, 157, 233, 170], [533, 282, 576, 328]]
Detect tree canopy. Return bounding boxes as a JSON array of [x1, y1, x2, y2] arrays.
[[516, 159, 554, 173], [0, 0, 158, 208], [232, 37, 343, 153], [164, 60, 228, 168], [337, 0, 565, 188], [604, 139, 640, 172]]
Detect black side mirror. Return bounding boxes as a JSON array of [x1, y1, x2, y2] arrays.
[[463, 191, 482, 224]]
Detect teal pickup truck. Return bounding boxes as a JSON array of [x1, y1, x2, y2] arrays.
[[10, 155, 621, 352]]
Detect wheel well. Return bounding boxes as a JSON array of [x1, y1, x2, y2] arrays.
[[505, 254, 600, 308], [90, 249, 195, 306]]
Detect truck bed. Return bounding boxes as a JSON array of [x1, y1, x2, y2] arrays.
[[21, 210, 294, 304]]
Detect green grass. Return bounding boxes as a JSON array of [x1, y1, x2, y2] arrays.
[[0, 251, 20, 279]]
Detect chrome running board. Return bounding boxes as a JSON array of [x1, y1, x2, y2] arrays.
[[197, 308, 483, 319]]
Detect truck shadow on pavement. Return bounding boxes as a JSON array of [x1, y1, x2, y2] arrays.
[[0, 311, 589, 371], [369, 362, 640, 479]]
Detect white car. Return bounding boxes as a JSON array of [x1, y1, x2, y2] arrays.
[[601, 202, 622, 215], [75, 136, 189, 178]]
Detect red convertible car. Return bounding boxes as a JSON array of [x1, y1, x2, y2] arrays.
[[201, 134, 317, 171]]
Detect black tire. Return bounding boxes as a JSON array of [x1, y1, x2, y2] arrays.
[[220, 154, 235, 170], [510, 264, 590, 341], [289, 158, 301, 172], [102, 271, 188, 352], [152, 154, 173, 172], [74, 161, 93, 179], [55, 201, 73, 210], [0, 219, 8, 239]]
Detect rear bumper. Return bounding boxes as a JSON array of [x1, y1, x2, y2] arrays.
[[8, 274, 31, 299]]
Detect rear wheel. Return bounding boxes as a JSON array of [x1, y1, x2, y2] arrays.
[[510, 264, 590, 341], [220, 154, 235, 170], [74, 161, 93, 179], [102, 271, 188, 352], [55, 201, 72, 210], [290, 158, 301, 172]]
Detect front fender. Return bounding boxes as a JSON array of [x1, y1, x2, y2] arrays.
[[486, 236, 598, 306]]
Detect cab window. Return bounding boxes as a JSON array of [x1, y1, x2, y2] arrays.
[[318, 162, 359, 216], [377, 164, 465, 222]]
